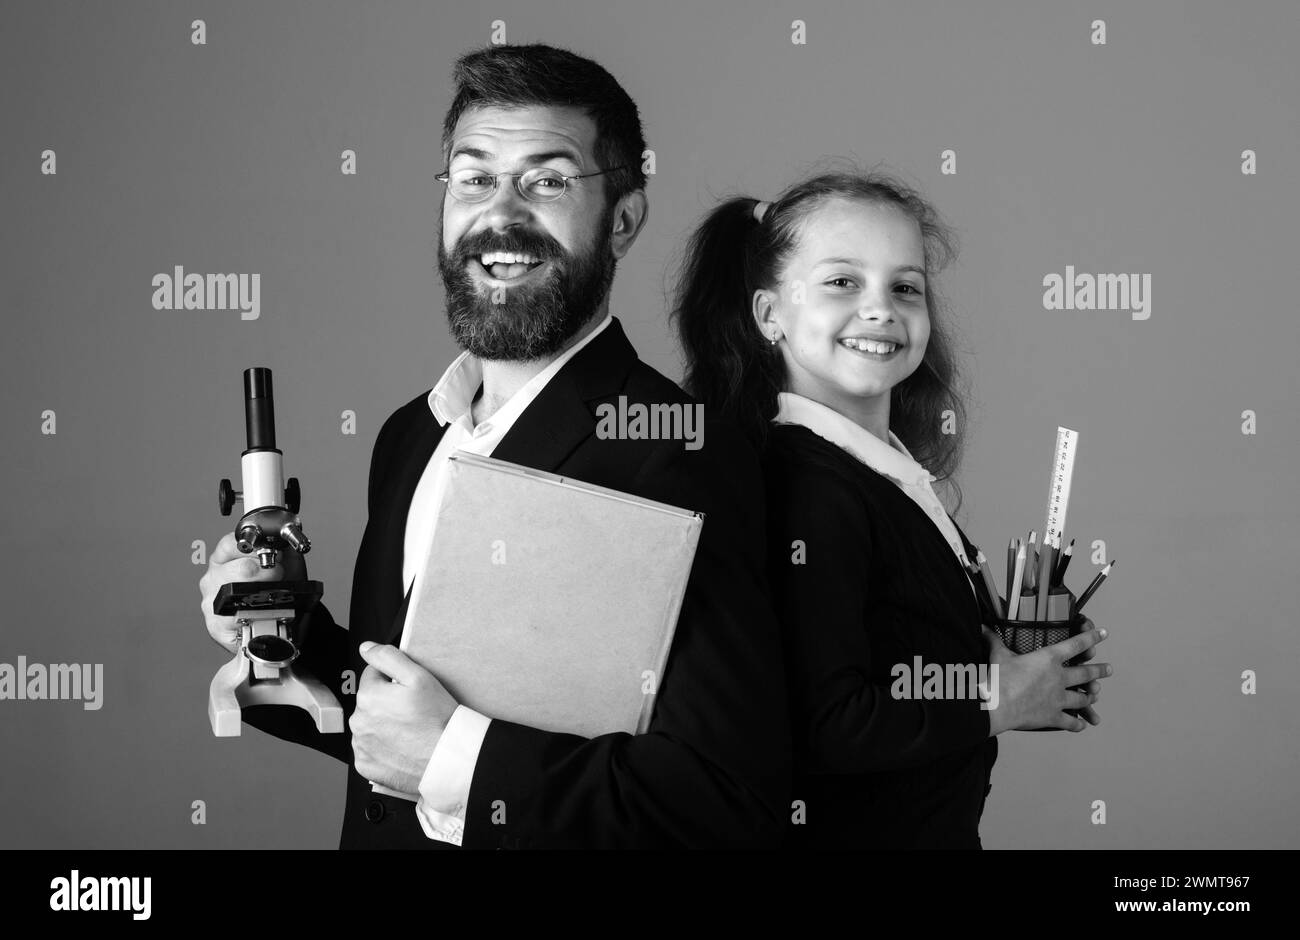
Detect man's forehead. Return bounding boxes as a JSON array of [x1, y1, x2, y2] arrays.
[[449, 105, 597, 164]]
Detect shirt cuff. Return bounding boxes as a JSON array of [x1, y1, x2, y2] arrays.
[[414, 705, 491, 845]]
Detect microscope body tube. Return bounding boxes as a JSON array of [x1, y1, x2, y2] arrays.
[[241, 367, 284, 511], [240, 449, 285, 511]]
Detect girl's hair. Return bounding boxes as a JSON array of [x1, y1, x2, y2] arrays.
[[670, 166, 968, 510]]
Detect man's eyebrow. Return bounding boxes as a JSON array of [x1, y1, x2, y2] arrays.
[[449, 145, 493, 161], [448, 146, 585, 168], [522, 148, 585, 167], [815, 257, 927, 276]]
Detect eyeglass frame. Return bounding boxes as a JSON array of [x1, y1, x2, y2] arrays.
[[435, 164, 630, 204]]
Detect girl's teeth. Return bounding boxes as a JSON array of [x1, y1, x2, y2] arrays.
[[843, 339, 898, 353]]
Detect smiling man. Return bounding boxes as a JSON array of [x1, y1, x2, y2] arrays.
[[203, 43, 790, 849]]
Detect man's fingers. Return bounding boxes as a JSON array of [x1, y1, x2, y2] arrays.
[[1079, 705, 1101, 726], [209, 532, 244, 564], [358, 642, 425, 686], [211, 534, 294, 581]]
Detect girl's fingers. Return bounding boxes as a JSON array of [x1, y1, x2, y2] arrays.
[[1064, 689, 1092, 710], [1063, 662, 1112, 686], [1052, 628, 1106, 662], [1059, 711, 1088, 732]]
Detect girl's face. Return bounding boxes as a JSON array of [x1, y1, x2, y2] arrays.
[[759, 197, 931, 423]]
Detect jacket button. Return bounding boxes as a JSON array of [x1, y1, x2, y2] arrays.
[[364, 800, 386, 823]]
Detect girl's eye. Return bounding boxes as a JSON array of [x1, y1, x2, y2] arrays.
[[826, 277, 857, 289], [897, 284, 924, 296]]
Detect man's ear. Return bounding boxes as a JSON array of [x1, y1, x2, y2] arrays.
[[608, 190, 648, 260]]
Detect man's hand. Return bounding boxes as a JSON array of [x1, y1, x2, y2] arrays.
[[200, 532, 307, 654], [349, 642, 459, 795]]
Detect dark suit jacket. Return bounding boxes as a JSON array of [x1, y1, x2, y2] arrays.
[[762, 423, 997, 849], [241, 317, 791, 848]]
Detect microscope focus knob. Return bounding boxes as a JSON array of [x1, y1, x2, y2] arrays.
[[218, 478, 239, 516], [285, 477, 301, 514]]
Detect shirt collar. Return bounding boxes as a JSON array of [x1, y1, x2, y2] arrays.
[[773, 391, 936, 488], [427, 313, 613, 426]]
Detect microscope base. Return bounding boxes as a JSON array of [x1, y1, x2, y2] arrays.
[[208, 607, 344, 737]]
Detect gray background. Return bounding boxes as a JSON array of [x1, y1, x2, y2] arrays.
[[2, 0, 1297, 848]]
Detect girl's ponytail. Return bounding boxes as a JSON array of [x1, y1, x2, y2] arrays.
[[671, 197, 783, 448]]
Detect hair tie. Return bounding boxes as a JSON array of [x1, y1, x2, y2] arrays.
[[752, 200, 771, 223]]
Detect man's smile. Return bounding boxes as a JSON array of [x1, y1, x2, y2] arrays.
[[469, 253, 553, 286]]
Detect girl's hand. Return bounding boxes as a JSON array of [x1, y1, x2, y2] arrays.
[[982, 626, 1112, 735]]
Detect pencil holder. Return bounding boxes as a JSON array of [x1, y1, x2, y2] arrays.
[[992, 588, 1081, 655]]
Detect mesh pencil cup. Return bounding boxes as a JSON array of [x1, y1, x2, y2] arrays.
[[993, 587, 1082, 655], [990, 588, 1091, 721]]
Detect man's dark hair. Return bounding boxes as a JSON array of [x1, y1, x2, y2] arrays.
[[441, 43, 648, 206]]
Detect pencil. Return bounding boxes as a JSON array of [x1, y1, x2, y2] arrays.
[[976, 549, 1004, 619], [1025, 531, 1038, 592], [1034, 535, 1055, 621], [1006, 537, 1017, 604], [1075, 559, 1114, 613], [1006, 543, 1027, 619], [1053, 538, 1075, 585]]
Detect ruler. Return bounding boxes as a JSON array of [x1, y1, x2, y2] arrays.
[[1042, 427, 1079, 550]]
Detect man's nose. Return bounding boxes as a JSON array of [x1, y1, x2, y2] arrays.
[[479, 177, 534, 231]]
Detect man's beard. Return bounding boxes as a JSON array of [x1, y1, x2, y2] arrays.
[[437, 210, 617, 362]]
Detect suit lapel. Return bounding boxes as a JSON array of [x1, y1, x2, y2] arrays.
[[491, 316, 638, 471], [371, 410, 445, 641]]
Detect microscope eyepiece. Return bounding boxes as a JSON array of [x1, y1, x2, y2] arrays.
[[243, 367, 277, 451]]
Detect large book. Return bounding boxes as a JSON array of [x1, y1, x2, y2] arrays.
[[371, 450, 704, 802]]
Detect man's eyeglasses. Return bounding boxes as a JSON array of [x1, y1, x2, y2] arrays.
[[435, 165, 628, 204]]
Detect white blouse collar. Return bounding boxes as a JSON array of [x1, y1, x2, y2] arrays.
[[773, 392, 937, 488]]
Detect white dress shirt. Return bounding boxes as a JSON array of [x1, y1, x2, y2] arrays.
[[382, 313, 612, 845], [772, 392, 977, 602]]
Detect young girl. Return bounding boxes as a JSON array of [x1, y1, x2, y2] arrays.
[[672, 170, 1111, 848]]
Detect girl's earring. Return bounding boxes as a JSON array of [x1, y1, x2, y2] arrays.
[[769, 332, 780, 346]]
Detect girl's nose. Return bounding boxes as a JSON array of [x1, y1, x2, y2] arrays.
[[855, 283, 895, 321], [855, 300, 895, 322]]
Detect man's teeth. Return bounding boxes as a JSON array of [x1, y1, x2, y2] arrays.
[[840, 338, 899, 354], [479, 251, 540, 266], [476, 251, 545, 281]]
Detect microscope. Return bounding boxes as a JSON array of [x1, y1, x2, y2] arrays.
[[208, 367, 344, 737]]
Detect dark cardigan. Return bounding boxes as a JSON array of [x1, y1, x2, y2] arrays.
[[763, 422, 998, 849]]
